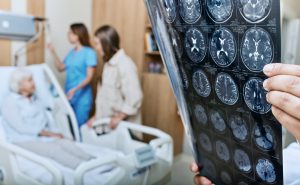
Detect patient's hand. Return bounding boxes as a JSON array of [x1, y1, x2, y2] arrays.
[[39, 131, 64, 139], [190, 162, 214, 185]]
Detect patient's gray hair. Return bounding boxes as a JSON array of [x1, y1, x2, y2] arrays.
[[10, 68, 33, 93]]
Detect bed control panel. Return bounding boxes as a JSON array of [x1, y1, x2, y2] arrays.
[[134, 146, 157, 169]]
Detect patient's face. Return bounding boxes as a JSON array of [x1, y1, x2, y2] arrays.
[[20, 76, 36, 96]]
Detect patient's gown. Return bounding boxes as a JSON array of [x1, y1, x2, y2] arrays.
[[1, 92, 93, 169]]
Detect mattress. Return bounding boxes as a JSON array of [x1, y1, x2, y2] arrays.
[[15, 142, 124, 185]]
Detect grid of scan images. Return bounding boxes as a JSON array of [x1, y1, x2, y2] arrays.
[[145, 0, 283, 184]]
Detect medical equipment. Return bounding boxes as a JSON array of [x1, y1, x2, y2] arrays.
[[0, 11, 48, 66], [0, 64, 173, 185], [0, 11, 36, 41]]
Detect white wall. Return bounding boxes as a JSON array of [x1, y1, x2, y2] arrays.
[[45, 0, 93, 86], [10, 0, 27, 66]]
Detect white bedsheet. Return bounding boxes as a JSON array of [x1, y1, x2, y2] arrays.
[[15, 142, 124, 185]]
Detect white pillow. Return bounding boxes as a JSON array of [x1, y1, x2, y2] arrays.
[[0, 65, 55, 115]]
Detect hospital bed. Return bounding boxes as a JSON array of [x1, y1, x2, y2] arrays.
[[0, 64, 173, 185]]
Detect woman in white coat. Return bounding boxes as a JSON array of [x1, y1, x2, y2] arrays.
[[86, 25, 143, 131]]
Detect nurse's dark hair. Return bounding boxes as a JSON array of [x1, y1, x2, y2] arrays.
[[70, 23, 92, 47], [94, 25, 120, 62]]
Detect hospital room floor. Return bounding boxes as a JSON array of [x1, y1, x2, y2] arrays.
[[166, 154, 194, 185]]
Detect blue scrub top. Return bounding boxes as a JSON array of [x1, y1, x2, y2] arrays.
[[64, 46, 97, 106]]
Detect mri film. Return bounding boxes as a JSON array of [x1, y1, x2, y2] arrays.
[[202, 159, 217, 179], [220, 171, 233, 185], [255, 158, 277, 183], [216, 140, 230, 162], [192, 69, 211, 97], [145, 0, 282, 184], [253, 123, 275, 151], [241, 27, 273, 72], [210, 27, 237, 67], [169, 27, 183, 58], [209, 109, 226, 133], [162, 0, 177, 23], [234, 149, 252, 173], [206, 0, 233, 23], [244, 78, 271, 114], [179, 0, 202, 24], [180, 67, 189, 89], [199, 132, 213, 152], [229, 115, 248, 142], [239, 0, 272, 23], [194, 104, 208, 126], [215, 72, 239, 105], [184, 28, 207, 63]]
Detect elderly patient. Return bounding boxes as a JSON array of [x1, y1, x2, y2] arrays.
[[1, 68, 94, 169]]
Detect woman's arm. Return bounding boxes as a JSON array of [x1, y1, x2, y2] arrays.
[[47, 43, 65, 72], [67, 67, 95, 100]]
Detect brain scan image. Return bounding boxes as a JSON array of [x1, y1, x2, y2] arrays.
[[199, 132, 213, 152], [169, 27, 183, 58], [256, 159, 277, 183], [184, 28, 207, 63], [244, 78, 271, 114], [202, 159, 217, 178], [220, 171, 233, 185], [194, 104, 208, 126], [210, 27, 237, 67], [192, 70, 211, 97], [215, 73, 239, 105], [239, 0, 272, 23], [241, 27, 273, 72], [206, 0, 233, 23], [161, 0, 177, 23], [144, 0, 282, 183], [253, 123, 275, 151], [216, 140, 230, 162], [179, 0, 202, 24], [210, 109, 226, 133], [234, 149, 252, 173], [229, 115, 248, 142]]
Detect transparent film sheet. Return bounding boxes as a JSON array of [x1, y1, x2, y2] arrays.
[[145, 0, 283, 184]]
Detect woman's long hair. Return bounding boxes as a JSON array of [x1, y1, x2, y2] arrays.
[[70, 23, 92, 47], [94, 25, 120, 62]]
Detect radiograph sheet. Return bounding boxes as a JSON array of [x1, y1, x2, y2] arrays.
[[145, 0, 282, 184]]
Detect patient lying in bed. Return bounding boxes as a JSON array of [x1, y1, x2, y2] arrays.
[[1, 68, 94, 169]]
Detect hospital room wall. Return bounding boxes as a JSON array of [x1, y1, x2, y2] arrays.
[[44, 0, 93, 86], [0, 0, 11, 66], [92, 0, 146, 77], [0, 0, 45, 66]]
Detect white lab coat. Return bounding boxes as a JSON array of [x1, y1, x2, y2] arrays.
[[95, 49, 143, 124]]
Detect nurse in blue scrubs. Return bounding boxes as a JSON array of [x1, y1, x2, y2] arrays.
[[47, 23, 97, 127]]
